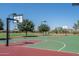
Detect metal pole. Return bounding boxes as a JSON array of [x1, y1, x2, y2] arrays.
[[6, 18, 10, 46]]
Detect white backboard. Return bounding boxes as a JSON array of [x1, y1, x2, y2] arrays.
[[14, 15, 23, 23]]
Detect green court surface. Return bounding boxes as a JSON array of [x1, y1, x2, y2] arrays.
[[0, 34, 79, 54], [24, 35, 79, 54]]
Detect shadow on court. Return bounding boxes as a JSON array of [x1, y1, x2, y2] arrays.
[[0, 38, 6, 40]]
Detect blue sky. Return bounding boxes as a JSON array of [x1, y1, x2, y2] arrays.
[[0, 3, 79, 30]]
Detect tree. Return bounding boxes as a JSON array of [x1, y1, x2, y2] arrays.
[[18, 19, 34, 36], [53, 27, 69, 35], [73, 20, 79, 31], [62, 29, 69, 35], [38, 24, 50, 36], [73, 20, 79, 34], [53, 27, 63, 34], [0, 19, 4, 31], [53, 28, 58, 34]]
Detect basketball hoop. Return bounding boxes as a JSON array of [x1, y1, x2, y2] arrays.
[[6, 13, 23, 46], [13, 14, 23, 23]]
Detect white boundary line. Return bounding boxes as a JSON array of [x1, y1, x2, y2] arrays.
[[56, 41, 66, 51], [43, 39, 66, 51]]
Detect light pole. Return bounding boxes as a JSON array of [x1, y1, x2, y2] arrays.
[[6, 13, 23, 46]]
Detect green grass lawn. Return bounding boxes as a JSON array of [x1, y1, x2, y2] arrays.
[[0, 33, 36, 38], [0, 32, 37, 44], [0, 33, 79, 54]]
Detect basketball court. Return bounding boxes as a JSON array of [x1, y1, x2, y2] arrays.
[[0, 4, 79, 56], [0, 35, 79, 56]]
